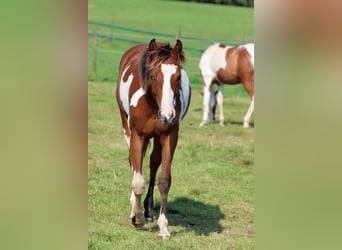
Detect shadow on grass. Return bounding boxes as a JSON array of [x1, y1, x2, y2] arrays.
[[195, 119, 254, 128], [228, 120, 254, 128], [152, 197, 224, 236]]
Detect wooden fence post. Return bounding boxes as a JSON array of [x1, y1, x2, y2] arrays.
[[176, 27, 181, 40], [93, 28, 98, 81]]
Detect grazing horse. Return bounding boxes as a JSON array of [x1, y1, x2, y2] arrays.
[[116, 39, 191, 238], [199, 43, 254, 128]]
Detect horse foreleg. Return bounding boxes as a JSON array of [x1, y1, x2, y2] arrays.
[[129, 131, 146, 228], [144, 137, 162, 221], [243, 96, 254, 128], [157, 132, 178, 238], [157, 176, 171, 238], [217, 84, 225, 127], [200, 77, 213, 126]]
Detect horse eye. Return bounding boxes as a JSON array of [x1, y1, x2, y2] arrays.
[[150, 75, 156, 80]]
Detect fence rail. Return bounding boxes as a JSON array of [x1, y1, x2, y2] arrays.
[[88, 21, 244, 46], [88, 21, 251, 81]]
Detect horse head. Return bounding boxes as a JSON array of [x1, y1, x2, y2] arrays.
[[140, 38, 185, 124]]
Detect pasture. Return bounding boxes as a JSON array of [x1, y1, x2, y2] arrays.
[[88, 81, 254, 249], [88, 0, 254, 249]]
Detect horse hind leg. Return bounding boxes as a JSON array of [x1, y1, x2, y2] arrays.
[[243, 96, 254, 128], [200, 77, 214, 127], [143, 137, 162, 221], [209, 89, 217, 123], [216, 84, 226, 127]]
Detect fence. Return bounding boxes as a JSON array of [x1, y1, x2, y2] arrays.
[[88, 21, 249, 82]]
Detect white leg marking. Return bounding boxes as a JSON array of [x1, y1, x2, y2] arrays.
[[160, 64, 177, 120], [157, 213, 171, 237], [244, 96, 254, 128], [129, 190, 136, 218], [200, 79, 212, 126], [217, 84, 225, 126], [132, 171, 145, 195], [130, 172, 145, 226]]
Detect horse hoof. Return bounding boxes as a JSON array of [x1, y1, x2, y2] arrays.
[[243, 124, 250, 128], [145, 216, 153, 222], [130, 216, 145, 228], [158, 233, 171, 239], [199, 121, 208, 127]]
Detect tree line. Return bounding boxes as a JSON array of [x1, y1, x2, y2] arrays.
[[172, 0, 254, 7]]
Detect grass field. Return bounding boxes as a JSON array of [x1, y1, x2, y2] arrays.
[[89, 0, 254, 249], [88, 82, 254, 249]]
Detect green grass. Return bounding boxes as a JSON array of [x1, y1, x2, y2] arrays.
[[88, 0, 254, 84], [88, 80, 254, 249]]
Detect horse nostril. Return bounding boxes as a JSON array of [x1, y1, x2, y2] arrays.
[[161, 115, 167, 123], [170, 110, 176, 120], [158, 111, 175, 124]]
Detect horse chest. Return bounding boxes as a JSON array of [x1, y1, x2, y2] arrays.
[[130, 113, 174, 137]]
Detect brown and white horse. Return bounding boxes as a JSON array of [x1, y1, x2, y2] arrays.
[[199, 43, 254, 128], [116, 39, 191, 238]]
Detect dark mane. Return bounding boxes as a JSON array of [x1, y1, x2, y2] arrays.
[[140, 42, 185, 81]]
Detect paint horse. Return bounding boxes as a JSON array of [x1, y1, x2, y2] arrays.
[[199, 43, 254, 128], [116, 39, 191, 238]]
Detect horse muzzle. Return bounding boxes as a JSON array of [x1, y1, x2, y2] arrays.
[[158, 110, 176, 124]]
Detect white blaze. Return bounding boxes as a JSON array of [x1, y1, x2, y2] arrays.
[[160, 64, 177, 118]]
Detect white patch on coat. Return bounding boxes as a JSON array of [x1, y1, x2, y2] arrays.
[[240, 43, 254, 67], [119, 65, 133, 115], [160, 64, 177, 118], [130, 87, 146, 107], [199, 44, 230, 80]]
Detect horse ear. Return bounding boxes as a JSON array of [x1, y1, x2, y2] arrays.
[[174, 39, 183, 54], [148, 38, 157, 50]]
